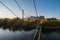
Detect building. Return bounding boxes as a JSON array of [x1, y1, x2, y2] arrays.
[[46, 18, 57, 21], [28, 16, 45, 21], [39, 16, 45, 20]]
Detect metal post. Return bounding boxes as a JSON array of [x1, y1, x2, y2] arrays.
[[22, 9, 24, 20], [38, 27, 41, 40], [38, 25, 42, 40]]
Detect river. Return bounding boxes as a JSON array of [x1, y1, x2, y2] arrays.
[[0, 28, 35, 40], [0, 28, 60, 40]]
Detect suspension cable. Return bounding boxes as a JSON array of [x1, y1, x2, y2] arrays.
[[14, 0, 27, 19], [14, 0, 22, 11], [33, 0, 38, 17], [0, 1, 18, 17]]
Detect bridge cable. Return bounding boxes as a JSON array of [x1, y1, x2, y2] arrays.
[[0, 1, 19, 17], [14, 0, 22, 10], [33, 0, 38, 17], [33, 0, 41, 40], [14, 0, 27, 19]]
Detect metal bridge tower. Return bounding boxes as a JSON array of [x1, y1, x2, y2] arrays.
[[22, 9, 24, 20], [14, 0, 25, 19]]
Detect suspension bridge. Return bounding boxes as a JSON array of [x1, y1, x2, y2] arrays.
[[0, 0, 41, 40]]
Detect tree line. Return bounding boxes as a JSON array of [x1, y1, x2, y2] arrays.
[[40, 19, 60, 27], [0, 18, 37, 31], [0, 18, 60, 31]]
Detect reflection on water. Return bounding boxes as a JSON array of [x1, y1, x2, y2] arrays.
[[41, 31, 60, 40], [0, 28, 34, 40], [0, 28, 60, 40]]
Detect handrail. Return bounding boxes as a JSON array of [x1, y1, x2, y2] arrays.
[[32, 28, 38, 40]]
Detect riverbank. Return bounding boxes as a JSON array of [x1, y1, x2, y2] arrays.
[[0, 18, 60, 31]]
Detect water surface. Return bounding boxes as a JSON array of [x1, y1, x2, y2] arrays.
[[0, 28, 34, 40], [0, 28, 60, 40]]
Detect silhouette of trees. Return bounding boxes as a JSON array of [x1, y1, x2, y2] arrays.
[[0, 18, 37, 31], [40, 19, 60, 27], [0, 18, 60, 31]]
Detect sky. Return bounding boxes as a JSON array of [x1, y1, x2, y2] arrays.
[[0, 0, 60, 19]]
